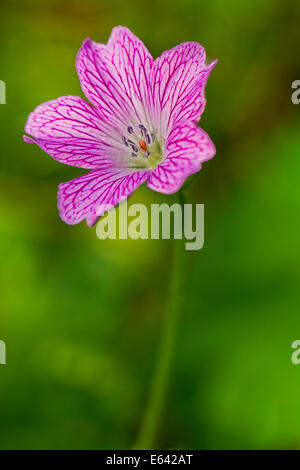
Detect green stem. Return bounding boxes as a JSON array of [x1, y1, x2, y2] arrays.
[[133, 191, 186, 449]]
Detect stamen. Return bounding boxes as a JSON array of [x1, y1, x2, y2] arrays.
[[123, 124, 159, 166], [128, 140, 138, 152]]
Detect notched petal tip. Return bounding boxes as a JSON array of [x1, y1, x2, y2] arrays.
[[79, 37, 92, 49], [107, 25, 133, 44], [23, 135, 34, 143], [75, 37, 91, 64], [206, 58, 218, 70], [86, 214, 100, 227], [75, 37, 95, 64]]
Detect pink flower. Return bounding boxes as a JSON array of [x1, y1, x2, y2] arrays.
[[24, 26, 217, 226]]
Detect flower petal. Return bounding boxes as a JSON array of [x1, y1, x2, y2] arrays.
[[58, 168, 150, 226], [24, 96, 130, 169], [76, 27, 153, 132], [147, 121, 215, 194], [149, 42, 217, 138]]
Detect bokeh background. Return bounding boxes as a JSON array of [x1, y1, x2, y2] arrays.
[[1, 0, 300, 450]]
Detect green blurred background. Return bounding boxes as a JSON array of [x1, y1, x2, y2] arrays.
[[1, 0, 300, 450]]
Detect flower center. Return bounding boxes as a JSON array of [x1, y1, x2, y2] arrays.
[[121, 124, 163, 170]]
